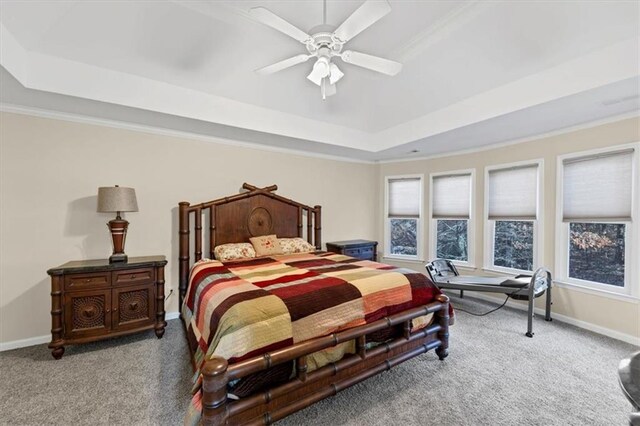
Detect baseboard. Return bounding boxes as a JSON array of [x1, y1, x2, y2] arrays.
[[0, 335, 50, 352], [0, 311, 182, 352], [166, 311, 180, 321], [446, 290, 640, 347]]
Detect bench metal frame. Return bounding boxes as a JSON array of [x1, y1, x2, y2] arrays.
[[426, 259, 552, 337]]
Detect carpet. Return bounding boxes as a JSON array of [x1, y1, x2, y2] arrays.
[[0, 295, 636, 425]]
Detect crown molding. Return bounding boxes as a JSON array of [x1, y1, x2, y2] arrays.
[[376, 111, 640, 164], [0, 103, 376, 164]]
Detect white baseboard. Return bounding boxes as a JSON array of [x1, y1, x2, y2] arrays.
[[446, 290, 640, 347], [0, 311, 182, 352], [166, 311, 180, 320], [0, 335, 50, 352]]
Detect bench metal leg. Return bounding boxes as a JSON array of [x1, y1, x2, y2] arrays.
[[545, 271, 552, 322], [460, 290, 464, 299], [526, 295, 535, 338]]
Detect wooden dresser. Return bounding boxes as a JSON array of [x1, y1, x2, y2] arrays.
[[46, 256, 167, 359], [326, 239, 378, 261]]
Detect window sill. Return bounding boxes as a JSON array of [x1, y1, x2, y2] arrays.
[[382, 255, 425, 264], [454, 264, 477, 272], [553, 280, 639, 303], [481, 267, 530, 276]]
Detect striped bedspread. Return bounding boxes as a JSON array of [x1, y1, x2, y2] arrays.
[[182, 251, 453, 423]]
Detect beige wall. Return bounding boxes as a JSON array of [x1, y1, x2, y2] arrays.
[[0, 112, 378, 344], [1, 111, 638, 346], [377, 117, 640, 342]]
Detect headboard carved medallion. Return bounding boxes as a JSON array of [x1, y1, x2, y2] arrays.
[[248, 207, 273, 237]]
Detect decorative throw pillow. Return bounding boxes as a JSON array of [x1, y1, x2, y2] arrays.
[[249, 234, 283, 256], [279, 237, 316, 254], [214, 243, 256, 262]]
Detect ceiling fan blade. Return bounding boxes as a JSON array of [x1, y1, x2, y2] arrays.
[[333, 0, 391, 43], [249, 7, 312, 44], [340, 50, 402, 76], [256, 54, 312, 75]]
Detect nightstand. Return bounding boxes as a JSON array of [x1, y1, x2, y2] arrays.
[[326, 240, 378, 261], [46, 256, 167, 359]]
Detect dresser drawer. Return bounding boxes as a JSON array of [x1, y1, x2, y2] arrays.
[[344, 248, 361, 257], [343, 246, 375, 260], [64, 272, 111, 291], [112, 268, 154, 286], [358, 246, 374, 259]]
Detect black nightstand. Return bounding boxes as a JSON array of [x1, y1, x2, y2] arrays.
[[326, 240, 378, 261]]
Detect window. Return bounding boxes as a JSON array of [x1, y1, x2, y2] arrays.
[[557, 145, 638, 296], [430, 171, 473, 265], [485, 161, 542, 273], [385, 175, 423, 259]]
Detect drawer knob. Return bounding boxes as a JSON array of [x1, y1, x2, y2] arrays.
[[130, 274, 136, 279], [106, 308, 110, 313], [130, 302, 138, 311], [85, 279, 91, 283], [113, 307, 118, 312]]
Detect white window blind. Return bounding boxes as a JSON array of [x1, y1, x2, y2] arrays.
[[488, 164, 538, 220], [388, 178, 421, 218], [563, 149, 634, 222], [432, 174, 471, 219]]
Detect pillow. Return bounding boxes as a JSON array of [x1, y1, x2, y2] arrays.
[[249, 234, 283, 256], [279, 237, 316, 254], [213, 243, 256, 262]]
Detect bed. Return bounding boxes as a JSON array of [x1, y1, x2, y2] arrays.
[[178, 183, 453, 425]]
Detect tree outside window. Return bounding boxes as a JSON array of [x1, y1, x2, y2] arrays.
[[569, 223, 625, 286], [493, 220, 533, 271], [436, 219, 468, 261]]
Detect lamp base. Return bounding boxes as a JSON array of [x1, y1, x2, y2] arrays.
[[107, 217, 129, 263], [109, 253, 128, 263]]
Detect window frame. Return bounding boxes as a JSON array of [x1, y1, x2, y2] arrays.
[[384, 174, 424, 261], [429, 169, 475, 268], [555, 143, 639, 298], [483, 159, 544, 275]]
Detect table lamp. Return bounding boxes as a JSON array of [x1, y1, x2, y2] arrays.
[[97, 185, 138, 263]]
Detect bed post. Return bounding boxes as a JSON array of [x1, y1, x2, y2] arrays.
[[179, 202, 190, 312], [435, 294, 450, 361], [201, 356, 229, 426], [314, 205, 322, 249]]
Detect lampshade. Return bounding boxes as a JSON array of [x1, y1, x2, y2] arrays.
[[97, 186, 138, 213]]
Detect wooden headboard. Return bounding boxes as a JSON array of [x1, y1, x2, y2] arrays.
[[178, 183, 321, 308]]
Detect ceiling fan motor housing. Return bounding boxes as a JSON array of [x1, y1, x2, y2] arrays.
[[306, 25, 343, 54]]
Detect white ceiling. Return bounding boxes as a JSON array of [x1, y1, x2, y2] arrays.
[[0, 0, 638, 160]]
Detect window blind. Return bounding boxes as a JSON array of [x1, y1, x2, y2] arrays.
[[388, 178, 421, 218], [562, 149, 634, 222], [432, 173, 471, 219], [488, 164, 538, 220]]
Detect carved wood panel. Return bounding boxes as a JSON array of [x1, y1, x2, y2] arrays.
[[215, 194, 299, 245], [64, 289, 112, 337], [112, 285, 154, 331]]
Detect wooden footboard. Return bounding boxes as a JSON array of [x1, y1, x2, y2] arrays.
[[200, 294, 450, 425]]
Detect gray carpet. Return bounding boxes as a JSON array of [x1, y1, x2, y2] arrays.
[[1, 295, 637, 425]]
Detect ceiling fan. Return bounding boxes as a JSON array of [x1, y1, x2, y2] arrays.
[[249, 0, 402, 100]]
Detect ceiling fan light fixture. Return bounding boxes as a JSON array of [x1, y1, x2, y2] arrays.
[[321, 78, 337, 100], [307, 57, 330, 86], [329, 63, 344, 85]]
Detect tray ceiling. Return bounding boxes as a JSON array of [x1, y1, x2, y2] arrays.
[[1, 0, 638, 159]]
